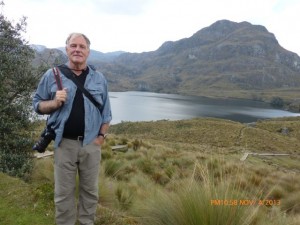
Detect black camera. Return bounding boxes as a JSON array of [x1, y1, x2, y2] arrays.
[[32, 126, 56, 153]]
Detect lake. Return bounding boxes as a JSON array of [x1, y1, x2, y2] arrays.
[[109, 91, 300, 124]]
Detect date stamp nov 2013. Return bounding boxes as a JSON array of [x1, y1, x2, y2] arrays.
[[210, 199, 281, 206]]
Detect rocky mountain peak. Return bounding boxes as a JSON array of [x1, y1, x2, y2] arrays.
[[33, 20, 300, 102]]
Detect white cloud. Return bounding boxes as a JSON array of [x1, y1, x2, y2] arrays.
[[87, 0, 153, 15], [2, 0, 300, 55]]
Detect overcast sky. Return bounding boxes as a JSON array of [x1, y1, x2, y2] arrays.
[[2, 0, 300, 55]]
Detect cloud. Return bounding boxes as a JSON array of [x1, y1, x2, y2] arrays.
[[87, 0, 153, 15], [2, 0, 300, 55]]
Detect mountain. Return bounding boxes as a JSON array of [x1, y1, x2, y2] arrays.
[[32, 20, 300, 104], [31, 47, 68, 67], [32, 47, 124, 68], [94, 20, 300, 102], [30, 44, 47, 52], [57, 47, 125, 63]]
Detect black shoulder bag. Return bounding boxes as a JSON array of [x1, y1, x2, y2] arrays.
[[54, 65, 102, 112]]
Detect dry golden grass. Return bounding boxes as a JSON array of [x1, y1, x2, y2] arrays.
[[110, 117, 300, 153], [1, 117, 300, 224], [107, 117, 300, 224]]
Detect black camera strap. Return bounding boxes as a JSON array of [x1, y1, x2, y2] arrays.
[[54, 65, 102, 112]]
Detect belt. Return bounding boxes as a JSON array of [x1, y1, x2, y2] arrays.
[[63, 135, 84, 141]]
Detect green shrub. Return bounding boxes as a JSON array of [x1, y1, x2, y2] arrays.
[[0, 132, 34, 178], [0, 7, 39, 178], [270, 97, 284, 108]]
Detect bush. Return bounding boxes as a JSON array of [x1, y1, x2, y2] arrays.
[[0, 4, 39, 178], [270, 97, 284, 108]]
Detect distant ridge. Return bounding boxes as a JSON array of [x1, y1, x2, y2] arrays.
[[32, 20, 300, 107], [57, 47, 125, 63], [30, 44, 47, 52]]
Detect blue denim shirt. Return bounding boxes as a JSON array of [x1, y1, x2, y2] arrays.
[[33, 65, 112, 148]]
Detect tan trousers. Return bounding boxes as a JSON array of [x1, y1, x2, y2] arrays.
[[54, 138, 101, 225]]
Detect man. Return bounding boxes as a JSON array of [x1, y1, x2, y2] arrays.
[[33, 33, 112, 225]]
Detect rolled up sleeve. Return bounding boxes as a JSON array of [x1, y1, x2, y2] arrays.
[[32, 69, 52, 115], [101, 78, 112, 123]]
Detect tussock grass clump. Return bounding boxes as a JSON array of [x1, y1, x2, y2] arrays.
[[280, 191, 300, 215], [98, 177, 116, 208], [115, 183, 136, 210], [151, 171, 170, 185], [135, 158, 155, 175], [132, 162, 263, 225], [103, 159, 124, 178], [101, 148, 113, 160]]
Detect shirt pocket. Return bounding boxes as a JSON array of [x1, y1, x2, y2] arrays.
[[86, 82, 104, 105]]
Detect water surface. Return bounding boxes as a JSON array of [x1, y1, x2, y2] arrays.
[[109, 91, 300, 124]]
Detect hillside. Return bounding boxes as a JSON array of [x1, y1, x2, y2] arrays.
[[1, 117, 300, 224], [109, 117, 300, 155], [31, 47, 67, 67], [98, 20, 300, 101]]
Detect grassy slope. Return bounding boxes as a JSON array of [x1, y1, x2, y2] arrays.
[[0, 173, 55, 225], [1, 117, 299, 224], [109, 117, 300, 224], [110, 117, 300, 154]]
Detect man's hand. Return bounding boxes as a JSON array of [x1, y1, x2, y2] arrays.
[[38, 88, 67, 114], [93, 135, 105, 146], [55, 88, 68, 106]]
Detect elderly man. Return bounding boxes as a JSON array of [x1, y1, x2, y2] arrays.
[[33, 33, 112, 225]]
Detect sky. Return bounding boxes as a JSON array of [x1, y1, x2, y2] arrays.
[[1, 0, 300, 55]]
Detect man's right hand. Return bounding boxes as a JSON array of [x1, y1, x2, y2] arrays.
[[38, 88, 68, 114], [55, 88, 68, 106]]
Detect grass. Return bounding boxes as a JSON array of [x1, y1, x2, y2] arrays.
[[0, 172, 55, 225], [1, 117, 300, 224]]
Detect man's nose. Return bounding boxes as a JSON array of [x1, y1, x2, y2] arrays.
[[75, 46, 81, 51]]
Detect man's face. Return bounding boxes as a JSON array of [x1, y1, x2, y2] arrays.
[[66, 35, 90, 65]]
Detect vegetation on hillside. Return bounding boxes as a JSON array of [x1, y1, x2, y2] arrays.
[[1, 117, 300, 224], [0, 2, 41, 178]]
